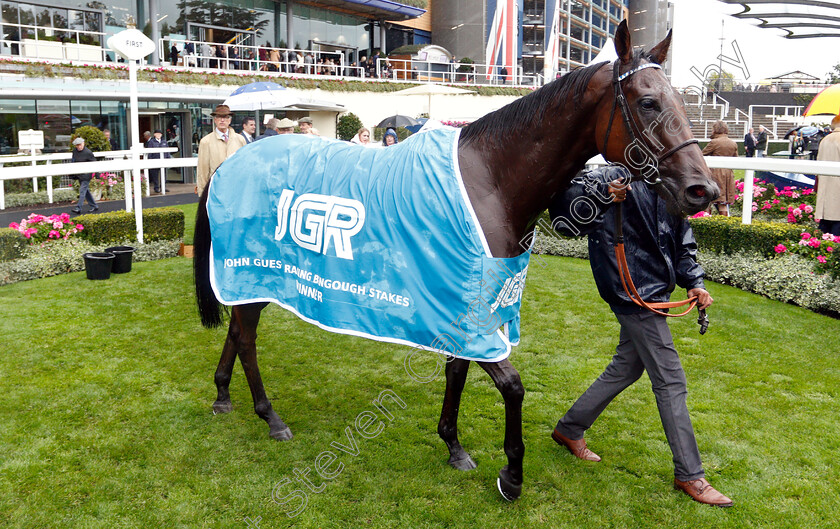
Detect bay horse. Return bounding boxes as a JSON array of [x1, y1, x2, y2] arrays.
[[193, 21, 719, 502]]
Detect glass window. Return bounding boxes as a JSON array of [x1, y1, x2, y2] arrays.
[[100, 100, 126, 150], [0, 99, 36, 154], [2, 2, 18, 25], [37, 100, 71, 153], [69, 100, 101, 132]]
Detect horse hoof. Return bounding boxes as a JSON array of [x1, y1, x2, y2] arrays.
[[496, 466, 522, 502], [212, 401, 233, 414], [270, 426, 293, 441], [448, 454, 477, 471]]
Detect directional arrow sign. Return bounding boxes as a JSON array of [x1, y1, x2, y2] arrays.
[[107, 28, 155, 61]]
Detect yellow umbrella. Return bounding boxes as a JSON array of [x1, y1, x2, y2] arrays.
[[804, 84, 840, 116]]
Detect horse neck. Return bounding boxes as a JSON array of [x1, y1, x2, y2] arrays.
[[460, 87, 605, 254]]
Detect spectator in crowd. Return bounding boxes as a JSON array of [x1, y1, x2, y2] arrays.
[[231, 46, 240, 70], [196, 105, 246, 196], [350, 127, 371, 146], [240, 117, 257, 144], [702, 121, 738, 216], [297, 116, 319, 136], [170, 42, 179, 66], [146, 129, 170, 194], [744, 126, 756, 158], [102, 128, 118, 151], [142, 131, 151, 146], [200, 41, 212, 68], [305, 52, 314, 75], [755, 125, 768, 157], [257, 118, 296, 140], [816, 115, 840, 236], [258, 43, 269, 71], [382, 128, 398, 146], [184, 41, 196, 67], [296, 50, 304, 73], [268, 47, 280, 72], [69, 137, 98, 214]]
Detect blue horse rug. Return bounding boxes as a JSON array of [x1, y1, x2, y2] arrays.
[[207, 127, 530, 362]]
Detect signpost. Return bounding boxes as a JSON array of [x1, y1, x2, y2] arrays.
[[18, 129, 45, 199], [107, 27, 155, 243]]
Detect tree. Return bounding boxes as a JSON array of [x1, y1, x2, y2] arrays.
[[826, 63, 840, 84], [705, 70, 735, 92], [70, 126, 110, 152], [337, 113, 363, 141]]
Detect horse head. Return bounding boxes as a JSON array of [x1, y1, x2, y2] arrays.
[[596, 20, 719, 215]]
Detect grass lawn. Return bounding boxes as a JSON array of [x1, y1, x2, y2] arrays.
[[1, 255, 838, 528]]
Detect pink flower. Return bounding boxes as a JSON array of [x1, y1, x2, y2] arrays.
[[772, 199, 780, 204], [803, 205, 813, 214], [52, 221, 63, 229], [9, 222, 19, 230], [817, 255, 827, 264], [793, 208, 802, 216], [809, 239, 821, 248], [752, 204, 758, 212], [691, 211, 710, 218], [48, 230, 60, 238], [774, 244, 787, 253], [827, 246, 834, 252], [798, 239, 809, 246], [802, 232, 811, 240], [76, 224, 84, 231], [822, 233, 833, 240]]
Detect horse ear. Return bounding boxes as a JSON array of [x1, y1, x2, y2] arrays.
[[614, 19, 632, 64], [648, 30, 672, 65]]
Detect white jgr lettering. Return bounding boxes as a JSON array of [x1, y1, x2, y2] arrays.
[[275, 191, 365, 260]]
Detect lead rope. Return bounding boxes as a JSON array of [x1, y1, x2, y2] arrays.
[[613, 203, 709, 333]]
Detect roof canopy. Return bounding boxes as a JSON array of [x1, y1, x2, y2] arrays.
[[720, 0, 840, 38], [306, 0, 426, 22]]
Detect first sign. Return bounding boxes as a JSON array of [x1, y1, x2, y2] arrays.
[[107, 28, 155, 61]]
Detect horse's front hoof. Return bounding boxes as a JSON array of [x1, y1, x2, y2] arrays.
[[448, 453, 477, 471], [212, 400, 233, 414], [496, 465, 522, 502], [270, 426, 293, 441]]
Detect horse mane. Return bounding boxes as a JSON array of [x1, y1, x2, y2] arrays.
[[460, 50, 655, 149]]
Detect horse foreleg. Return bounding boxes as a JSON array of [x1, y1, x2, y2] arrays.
[[478, 359, 524, 501], [438, 358, 476, 471], [212, 317, 240, 414], [235, 304, 293, 441]]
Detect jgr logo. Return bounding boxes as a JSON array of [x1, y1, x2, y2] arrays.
[[274, 189, 365, 260]]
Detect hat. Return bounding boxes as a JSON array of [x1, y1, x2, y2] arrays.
[[298, 117, 313, 124], [153, 129, 163, 134], [211, 104, 234, 117], [276, 118, 297, 129], [72, 137, 85, 145]]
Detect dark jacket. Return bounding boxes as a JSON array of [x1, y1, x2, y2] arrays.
[[756, 130, 768, 150], [146, 136, 171, 159], [548, 166, 705, 314], [256, 129, 278, 141], [743, 132, 755, 151], [70, 146, 96, 182]]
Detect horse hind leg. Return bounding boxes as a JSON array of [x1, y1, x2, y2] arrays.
[[438, 358, 476, 471], [478, 359, 524, 501], [212, 317, 239, 414], [234, 304, 293, 441]]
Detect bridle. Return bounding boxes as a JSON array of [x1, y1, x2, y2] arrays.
[[603, 60, 708, 332], [601, 60, 700, 185]]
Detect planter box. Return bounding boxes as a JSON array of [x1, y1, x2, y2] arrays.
[[64, 43, 103, 62], [22, 39, 64, 60]]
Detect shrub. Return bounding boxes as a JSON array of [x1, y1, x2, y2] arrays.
[[337, 112, 364, 141], [70, 125, 110, 152], [688, 216, 803, 257], [2, 189, 77, 208], [0, 227, 26, 262], [781, 231, 840, 280], [76, 207, 184, 244], [8, 213, 85, 244]]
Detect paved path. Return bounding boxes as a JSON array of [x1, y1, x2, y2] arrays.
[[1, 184, 199, 226]]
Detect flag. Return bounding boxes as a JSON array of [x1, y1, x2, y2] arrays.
[[485, 0, 518, 82], [544, 0, 562, 79]]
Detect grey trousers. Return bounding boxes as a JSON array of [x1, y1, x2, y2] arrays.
[[556, 311, 704, 481]]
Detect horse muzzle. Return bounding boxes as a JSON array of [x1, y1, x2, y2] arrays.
[[683, 180, 720, 213]]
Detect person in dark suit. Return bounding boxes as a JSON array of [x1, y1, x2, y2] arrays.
[[146, 129, 171, 193], [743, 127, 756, 157], [69, 137, 98, 214], [240, 117, 256, 144], [102, 128, 118, 151]]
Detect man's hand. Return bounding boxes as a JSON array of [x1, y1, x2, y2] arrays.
[[687, 288, 713, 310], [608, 179, 631, 203]]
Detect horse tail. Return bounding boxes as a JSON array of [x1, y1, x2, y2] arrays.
[[193, 186, 225, 328]]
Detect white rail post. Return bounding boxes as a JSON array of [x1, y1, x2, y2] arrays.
[[46, 159, 53, 203], [742, 169, 755, 225], [31, 147, 38, 193]]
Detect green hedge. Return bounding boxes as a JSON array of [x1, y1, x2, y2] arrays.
[[688, 216, 803, 257], [0, 228, 27, 262], [76, 207, 184, 245]]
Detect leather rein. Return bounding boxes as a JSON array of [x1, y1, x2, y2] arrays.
[[603, 60, 708, 332]]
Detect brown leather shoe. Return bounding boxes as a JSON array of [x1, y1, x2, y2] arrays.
[[551, 428, 601, 462], [674, 478, 733, 507]]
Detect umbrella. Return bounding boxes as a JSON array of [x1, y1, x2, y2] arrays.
[[376, 115, 419, 128], [223, 82, 302, 130], [803, 84, 840, 116], [390, 83, 475, 119]]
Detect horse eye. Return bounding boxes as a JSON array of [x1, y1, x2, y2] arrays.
[[639, 98, 658, 111]]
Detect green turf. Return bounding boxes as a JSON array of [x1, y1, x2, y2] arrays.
[[1, 256, 838, 528]]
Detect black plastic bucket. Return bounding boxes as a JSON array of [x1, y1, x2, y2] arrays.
[[104, 246, 136, 274], [83, 252, 115, 280]]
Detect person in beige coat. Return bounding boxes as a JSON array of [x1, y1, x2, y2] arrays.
[[816, 115, 840, 236], [196, 104, 247, 196], [702, 121, 738, 216]]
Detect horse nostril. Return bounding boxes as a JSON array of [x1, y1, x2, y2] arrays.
[[687, 185, 707, 200]]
